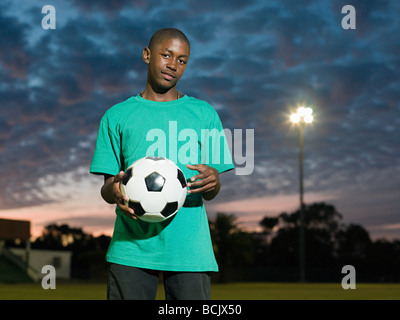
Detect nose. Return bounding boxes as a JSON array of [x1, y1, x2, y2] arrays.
[[167, 58, 177, 71]]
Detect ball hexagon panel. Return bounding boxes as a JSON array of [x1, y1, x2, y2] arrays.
[[162, 179, 185, 202], [140, 212, 166, 223], [125, 176, 148, 201], [140, 192, 168, 213], [153, 160, 180, 178], [131, 158, 159, 178], [177, 188, 187, 208]]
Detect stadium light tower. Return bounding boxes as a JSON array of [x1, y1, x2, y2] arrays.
[[290, 106, 313, 283]]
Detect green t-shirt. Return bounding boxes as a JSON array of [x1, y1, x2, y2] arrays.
[[90, 94, 234, 271]]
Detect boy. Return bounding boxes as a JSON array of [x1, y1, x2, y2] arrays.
[[90, 28, 234, 300]]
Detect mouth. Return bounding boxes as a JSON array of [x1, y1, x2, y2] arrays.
[[161, 71, 176, 81]]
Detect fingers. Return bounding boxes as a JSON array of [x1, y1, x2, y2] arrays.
[[114, 171, 125, 183], [187, 181, 216, 194], [118, 201, 138, 220], [186, 164, 207, 182], [186, 164, 218, 194], [187, 174, 213, 188], [114, 171, 138, 219], [113, 172, 128, 202], [122, 211, 139, 220]]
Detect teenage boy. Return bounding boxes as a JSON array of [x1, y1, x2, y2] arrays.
[[90, 28, 234, 300]]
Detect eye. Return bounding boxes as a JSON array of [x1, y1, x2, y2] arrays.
[[178, 59, 187, 65], [162, 53, 170, 58]]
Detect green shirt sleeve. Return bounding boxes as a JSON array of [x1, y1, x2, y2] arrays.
[[90, 115, 123, 176]]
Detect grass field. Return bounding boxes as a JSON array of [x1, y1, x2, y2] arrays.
[[0, 282, 399, 300]]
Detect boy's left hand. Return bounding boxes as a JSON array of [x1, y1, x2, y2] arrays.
[[186, 164, 220, 200]]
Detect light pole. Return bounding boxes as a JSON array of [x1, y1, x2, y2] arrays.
[[290, 106, 313, 282]]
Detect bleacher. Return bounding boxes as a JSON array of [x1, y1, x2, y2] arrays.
[[0, 255, 33, 283], [0, 218, 35, 283]]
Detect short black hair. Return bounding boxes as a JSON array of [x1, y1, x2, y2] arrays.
[[148, 28, 190, 51]]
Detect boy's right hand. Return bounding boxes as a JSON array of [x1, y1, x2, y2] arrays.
[[102, 171, 138, 220]]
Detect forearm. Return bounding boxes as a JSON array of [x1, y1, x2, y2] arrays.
[[101, 176, 116, 204]]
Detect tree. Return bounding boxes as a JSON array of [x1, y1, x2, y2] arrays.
[[336, 223, 372, 273], [368, 239, 400, 282], [32, 224, 111, 280], [262, 202, 344, 273], [209, 213, 237, 280], [259, 216, 279, 234], [209, 213, 255, 282], [33, 224, 87, 250]]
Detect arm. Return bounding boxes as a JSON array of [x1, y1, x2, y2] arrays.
[[186, 164, 221, 201], [101, 171, 138, 219]]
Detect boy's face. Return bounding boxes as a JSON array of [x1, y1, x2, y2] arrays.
[[143, 38, 190, 92]]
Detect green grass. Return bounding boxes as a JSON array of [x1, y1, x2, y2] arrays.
[[0, 282, 107, 300], [210, 282, 400, 300], [0, 282, 399, 300]]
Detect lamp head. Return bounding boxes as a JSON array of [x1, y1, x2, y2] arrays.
[[290, 106, 313, 124]]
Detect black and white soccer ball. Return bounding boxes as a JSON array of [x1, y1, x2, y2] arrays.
[[120, 156, 187, 223]]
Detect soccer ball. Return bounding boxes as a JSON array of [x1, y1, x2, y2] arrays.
[[120, 156, 187, 223]]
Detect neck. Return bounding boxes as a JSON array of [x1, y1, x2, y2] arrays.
[[141, 84, 180, 102]]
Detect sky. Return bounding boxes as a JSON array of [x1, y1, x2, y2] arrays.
[[0, 0, 399, 240]]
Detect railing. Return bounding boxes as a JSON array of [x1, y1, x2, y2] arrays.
[[0, 243, 39, 282]]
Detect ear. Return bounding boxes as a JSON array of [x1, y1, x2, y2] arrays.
[[142, 46, 151, 65]]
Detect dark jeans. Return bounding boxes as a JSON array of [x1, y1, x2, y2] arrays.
[[107, 263, 211, 300]]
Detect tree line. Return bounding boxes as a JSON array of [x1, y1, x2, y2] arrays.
[[19, 202, 400, 282], [210, 202, 400, 282]]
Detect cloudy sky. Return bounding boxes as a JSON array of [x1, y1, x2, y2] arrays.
[[1, 0, 399, 240]]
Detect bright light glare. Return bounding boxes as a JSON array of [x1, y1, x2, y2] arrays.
[[297, 107, 307, 117], [290, 113, 300, 123], [291, 106, 314, 124], [304, 114, 313, 123]]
